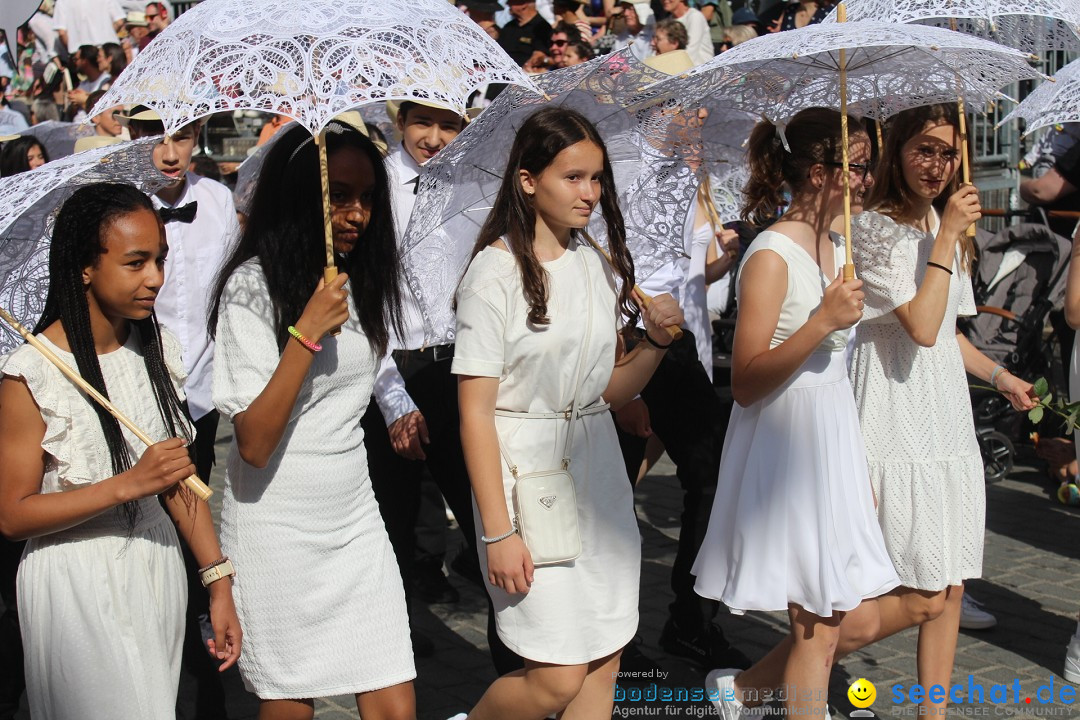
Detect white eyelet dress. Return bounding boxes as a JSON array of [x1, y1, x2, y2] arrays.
[[213, 260, 414, 698], [849, 210, 984, 591], [693, 230, 900, 616], [1, 329, 189, 720], [452, 242, 640, 664]]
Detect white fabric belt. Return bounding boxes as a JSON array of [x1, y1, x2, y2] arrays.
[[494, 402, 611, 420]]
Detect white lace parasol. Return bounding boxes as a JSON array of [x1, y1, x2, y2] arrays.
[[700, 101, 757, 224], [403, 49, 702, 346], [822, 0, 1080, 53], [20, 121, 99, 160], [999, 58, 1080, 135], [88, 0, 538, 135], [0, 138, 170, 354], [641, 21, 1042, 123]]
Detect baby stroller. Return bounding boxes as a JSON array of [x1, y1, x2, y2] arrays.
[[962, 213, 1073, 482]]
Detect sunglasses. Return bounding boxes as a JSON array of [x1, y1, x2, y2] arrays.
[[823, 161, 874, 182], [551, 39, 568, 46], [145, 13, 159, 19]]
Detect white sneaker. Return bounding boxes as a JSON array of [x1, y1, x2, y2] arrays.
[[706, 668, 750, 720], [1066, 633, 1080, 684], [445, 714, 468, 720], [959, 594, 997, 630]]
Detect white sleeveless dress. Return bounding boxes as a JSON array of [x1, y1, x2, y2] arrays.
[[452, 242, 640, 664], [693, 231, 899, 616], [1, 329, 189, 720]]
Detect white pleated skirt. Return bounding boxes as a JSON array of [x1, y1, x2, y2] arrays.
[[693, 351, 899, 617]]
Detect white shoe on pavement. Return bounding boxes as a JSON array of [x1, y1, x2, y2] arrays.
[[1066, 632, 1080, 683], [707, 668, 750, 720], [959, 594, 997, 630]]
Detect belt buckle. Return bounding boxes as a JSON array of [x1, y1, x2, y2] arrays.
[[432, 344, 453, 362]]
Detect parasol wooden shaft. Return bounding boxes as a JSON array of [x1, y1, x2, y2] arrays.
[[837, 2, 855, 281], [582, 233, 682, 340], [314, 130, 341, 331], [950, 18, 978, 239], [0, 307, 213, 501]]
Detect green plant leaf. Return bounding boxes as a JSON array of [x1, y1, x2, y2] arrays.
[[1029, 406, 1045, 424], [1033, 377, 1050, 397], [1043, 393, 1053, 405]]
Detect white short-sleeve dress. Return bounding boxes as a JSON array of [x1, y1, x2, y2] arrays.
[[692, 231, 899, 616], [213, 260, 414, 698], [849, 210, 984, 591], [2, 328, 189, 720], [451, 241, 640, 665]]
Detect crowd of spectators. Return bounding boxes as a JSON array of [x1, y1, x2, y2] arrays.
[[0, 0, 172, 134], [457, 0, 839, 79]]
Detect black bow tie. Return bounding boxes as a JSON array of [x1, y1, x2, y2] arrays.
[[159, 201, 198, 224]]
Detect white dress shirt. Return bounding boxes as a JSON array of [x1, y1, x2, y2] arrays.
[[371, 143, 433, 426], [153, 172, 238, 421], [675, 7, 714, 66], [53, 0, 125, 52]]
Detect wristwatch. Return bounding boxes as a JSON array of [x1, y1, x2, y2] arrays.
[[199, 558, 236, 587]]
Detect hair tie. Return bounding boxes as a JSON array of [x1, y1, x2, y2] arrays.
[[774, 120, 792, 153]]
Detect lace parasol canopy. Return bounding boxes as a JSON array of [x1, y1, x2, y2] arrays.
[[88, 0, 538, 135], [1000, 58, 1080, 135], [0, 138, 170, 354], [403, 50, 704, 346], [639, 21, 1043, 123], [822, 0, 1080, 53]]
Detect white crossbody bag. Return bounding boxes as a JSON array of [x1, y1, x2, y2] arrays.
[[495, 248, 602, 566]]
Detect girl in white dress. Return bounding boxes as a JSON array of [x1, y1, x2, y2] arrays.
[[0, 183, 241, 720], [693, 109, 899, 719], [209, 122, 415, 720], [848, 103, 1036, 712], [454, 107, 683, 720]]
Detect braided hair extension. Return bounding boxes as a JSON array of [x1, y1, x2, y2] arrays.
[[33, 183, 195, 530]]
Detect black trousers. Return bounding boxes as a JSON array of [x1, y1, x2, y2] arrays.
[[364, 350, 523, 675], [615, 329, 730, 633], [0, 537, 24, 720], [176, 410, 229, 720]]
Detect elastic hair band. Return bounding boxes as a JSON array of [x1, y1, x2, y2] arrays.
[[287, 120, 350, 164]]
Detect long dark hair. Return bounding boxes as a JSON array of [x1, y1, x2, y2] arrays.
[[865, 103, 973, 271], [742, 107, 863, 228], [0, 137, 48, 177], [470, 107, 636, 326], [33, 183, 194, 529], [209, 122, 403, 354]]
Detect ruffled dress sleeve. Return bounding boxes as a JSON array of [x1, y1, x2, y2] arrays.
[[851, 211, 921, 322], [0, 344, 95, 488], [212, 261, 283, 419], [451, 250, 510, 379]]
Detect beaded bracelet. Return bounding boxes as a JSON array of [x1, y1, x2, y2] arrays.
[[288, 325, 322, 353], [481, 522, 518, 545]]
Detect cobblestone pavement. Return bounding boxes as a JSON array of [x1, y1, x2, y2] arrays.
[[12, 431, 1080, 720]]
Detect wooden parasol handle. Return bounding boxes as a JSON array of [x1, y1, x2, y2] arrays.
[[950, 18, 978, 239], [315, 130, 342, 335], [0, 307, 212, 501], [837, 3, 856, 281], [581, 233, 682, 340]]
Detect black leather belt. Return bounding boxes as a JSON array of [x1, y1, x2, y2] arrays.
[[393, 344, 455, 363]]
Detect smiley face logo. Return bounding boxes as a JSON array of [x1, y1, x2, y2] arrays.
[[848, 678, 876, 708]]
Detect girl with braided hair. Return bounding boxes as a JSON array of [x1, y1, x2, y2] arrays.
[[0, 183, 241, 720]]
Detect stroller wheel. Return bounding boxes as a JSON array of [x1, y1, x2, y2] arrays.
[[978, 428, 1014, 484]]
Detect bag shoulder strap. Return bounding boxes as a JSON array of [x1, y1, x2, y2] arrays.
[[497, 244, 593, 477]]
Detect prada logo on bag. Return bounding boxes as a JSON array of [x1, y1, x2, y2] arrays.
[[538, 495, 557, 509]]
